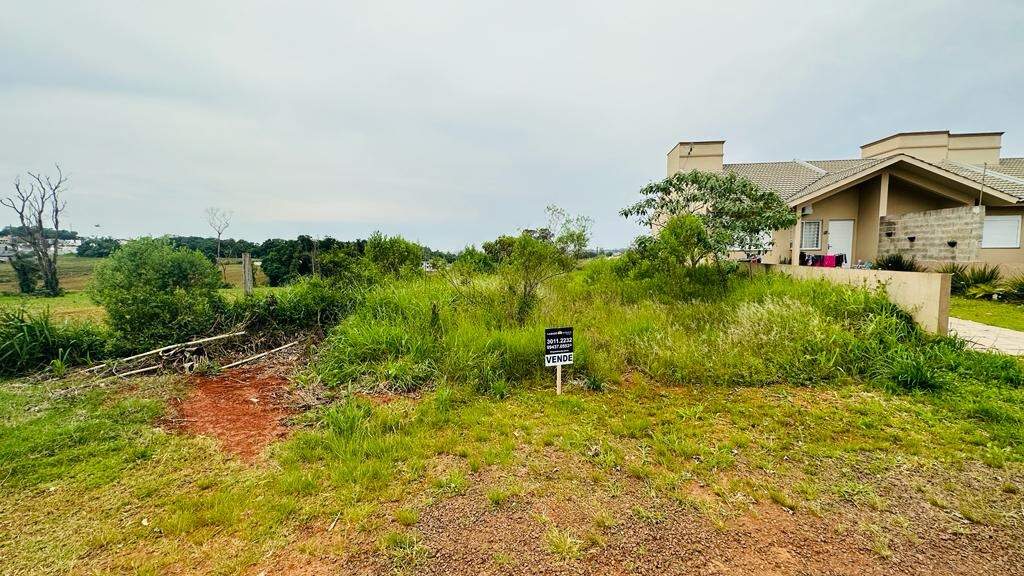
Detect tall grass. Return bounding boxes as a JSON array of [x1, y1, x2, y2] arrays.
[[0, 307, 110, 376], [311, 262, 1023, 395]]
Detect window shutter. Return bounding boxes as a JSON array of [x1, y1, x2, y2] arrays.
[[982, 215, 1021, 248], [801, 221, 821, 250]]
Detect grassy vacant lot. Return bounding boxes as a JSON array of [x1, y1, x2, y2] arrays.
[[0, 254, 101, 293], [951, 296, 1024, 332], [0, 256, 271, 321], [1, 266, 1023, 574]]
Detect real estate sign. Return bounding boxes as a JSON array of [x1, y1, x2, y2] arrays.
[[544, 327, 573, 367]]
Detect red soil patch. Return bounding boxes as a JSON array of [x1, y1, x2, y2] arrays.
[[168, 364, 294, 461]]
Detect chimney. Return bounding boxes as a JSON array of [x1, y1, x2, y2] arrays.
[[860, 130, 1002, 165], [667, 140, 724, 176]]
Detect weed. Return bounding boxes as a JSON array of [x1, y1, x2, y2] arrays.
[[380, 530, 429, 567], [486, 482, 521, 507], [860, 523, 892, 559], [593, 510, 617, 529], [394, 508, 419, 526], [432, 470, 467, 496], [768, 488, 798, 511], [544, 526, 583, 560]]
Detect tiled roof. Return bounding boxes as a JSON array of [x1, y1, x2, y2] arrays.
[[723, 156, 1024, 204], [935, 159, 1024, 200]]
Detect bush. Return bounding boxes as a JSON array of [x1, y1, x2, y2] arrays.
[[76, 237, 120, 258], [937, 263, 968, 295], [1005, 275, 1024, 302], [228, 276, 363, 336], [964, 264, 1002, 288], [318, 249, 375, 286], [0, 307, 109, 376], [874, 253, 923, 272], [365, 232, 423, 278], [965, 283, 1006, 300], [259, 238, 307, 286], [452, 246, 495, 276], [89, 238, 225, 350], [9, 253, 40, 294], [498, 233, 571, 327]]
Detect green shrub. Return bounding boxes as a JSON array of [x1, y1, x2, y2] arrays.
[[965, 283, 1006, 300], [318, 249, 375, 285], [228, 276, 363, 335], [1005, 275, 1024, 302], [9, 253, 41, 294], [89, 238, 225, 350], [874, 253, 923, 272], [76, 237, 120, 258], [964, 264, 1002, 288], [0, 307, 109, 376], [937, 263, 968, 295], [365, 232, 423, 278]]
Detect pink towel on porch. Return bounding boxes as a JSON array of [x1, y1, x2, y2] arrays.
[[822, 255, 836, 267]]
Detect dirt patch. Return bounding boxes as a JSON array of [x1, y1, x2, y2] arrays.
[[167, 363, 296, 461]]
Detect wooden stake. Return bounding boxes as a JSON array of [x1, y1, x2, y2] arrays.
[[242, 252, 254, 295], [556, 364, 562, 395]]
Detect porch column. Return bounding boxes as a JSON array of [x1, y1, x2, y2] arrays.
[[879, 171, 890, 217], [791, 215, 802, 265]]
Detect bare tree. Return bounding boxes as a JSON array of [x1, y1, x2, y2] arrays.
[[204, 207, 233, 260], [2, 165, 68, 296]]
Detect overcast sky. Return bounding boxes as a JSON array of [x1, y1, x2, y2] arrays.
[[1, 1, 1022, 250]]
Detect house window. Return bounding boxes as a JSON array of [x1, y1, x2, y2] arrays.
[[800, 221, 821, 250], [982, 215, 1022, 248]]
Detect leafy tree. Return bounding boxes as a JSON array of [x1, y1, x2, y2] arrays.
[[258, 238, 302, 286], [481, 235, 516, 264], [364, 232, 423, 277], [1, 225, 77, 239], [453, 245, 494, 274], [495, 206, 591, 326], [657, 214, 713, 269], [498, 233, 570, 326], [546, 204, 593, 259], [318, 248, 374, 286], [620, 170, 796, 264], [89, 238, 224, 349], [76, 237, 121, 258]]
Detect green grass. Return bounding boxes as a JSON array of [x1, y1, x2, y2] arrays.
[[0, 254, 102, 293], [950, 296, 1024, 332], [2, 264, 1024, 572]]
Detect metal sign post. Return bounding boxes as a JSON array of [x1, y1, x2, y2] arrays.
[[544, 327, 573, 395]]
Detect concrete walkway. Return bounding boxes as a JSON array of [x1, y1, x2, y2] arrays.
[[949, 317, 1024, 356]]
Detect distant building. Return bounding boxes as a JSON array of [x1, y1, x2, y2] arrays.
[[666, 130, 1024, 273]]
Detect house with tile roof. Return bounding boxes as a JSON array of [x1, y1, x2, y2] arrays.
[[667, 131, 1024, 273]]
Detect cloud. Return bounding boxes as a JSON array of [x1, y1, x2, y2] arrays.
[[0, 0, 1021, 249]]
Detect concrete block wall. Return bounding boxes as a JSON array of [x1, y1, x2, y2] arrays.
[[877, 206, 984, 263]]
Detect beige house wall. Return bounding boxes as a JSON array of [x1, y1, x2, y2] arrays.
[[887, 178, 962, 214], [795, 187, 861, 257], [978, 206, 1024, 275], [855, 178, 882, 261]]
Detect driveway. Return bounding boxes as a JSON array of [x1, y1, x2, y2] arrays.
[[949, 317, 1024, 356]]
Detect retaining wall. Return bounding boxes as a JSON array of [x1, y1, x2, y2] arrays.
[[761, 264, 951, 334]]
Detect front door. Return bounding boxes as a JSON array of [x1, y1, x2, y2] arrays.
[[828, 219, 854, 265]]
